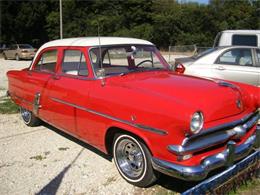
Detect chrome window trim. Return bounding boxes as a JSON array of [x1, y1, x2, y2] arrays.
[[50, 97, 167, 135]]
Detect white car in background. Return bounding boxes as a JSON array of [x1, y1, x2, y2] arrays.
[[213, 30, 260, 48], [175, 46, 260, 86]]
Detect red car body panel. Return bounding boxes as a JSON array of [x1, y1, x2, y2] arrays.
[[7, 43, 259, 170]]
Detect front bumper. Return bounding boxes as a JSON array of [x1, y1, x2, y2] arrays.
[[152, 126, 260, 181]]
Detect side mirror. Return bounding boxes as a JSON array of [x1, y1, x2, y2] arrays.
[[96, 68, 106, 86], [96, 68, 106, 78], [174, 63, 185, 74]]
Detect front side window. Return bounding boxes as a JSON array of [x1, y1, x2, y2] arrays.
[[61, 50, 88, 76], [218, 48, 253, 66], [10, 44, 17, 50], [232, 35, 257, 47], [90, 45, 169, 77], [34, 50, 57, 72]]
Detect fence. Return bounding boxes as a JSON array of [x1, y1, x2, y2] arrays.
[[165, 45, 212, 63]]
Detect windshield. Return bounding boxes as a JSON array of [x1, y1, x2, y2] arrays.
[[193, 47, 217, 60], [19, 44, 33, 49], [89, 45, 169, 77]]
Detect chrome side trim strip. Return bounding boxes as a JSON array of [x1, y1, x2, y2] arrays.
[[50, 97, 167, 135], [152, 131, 259, 181]]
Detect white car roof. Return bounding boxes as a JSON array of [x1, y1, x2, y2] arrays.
[[221, 30, 260, 34], [39, 37, 154, 49], [31, 37, 154, 67]]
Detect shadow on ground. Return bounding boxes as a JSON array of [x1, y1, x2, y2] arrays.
[[43, 122, 112, 161], [38, 122, 221, 194], [36, 148, 84, 195]]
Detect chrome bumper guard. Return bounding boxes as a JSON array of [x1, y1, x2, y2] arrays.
[[152, 128, 260, 181]]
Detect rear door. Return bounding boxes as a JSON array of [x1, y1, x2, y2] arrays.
[[26, 48, 59, 122], [5, 44, 16, 58], [212, 48, 259, 85]]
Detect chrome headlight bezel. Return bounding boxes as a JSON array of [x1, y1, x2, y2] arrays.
[[190, 111, 204, 134]]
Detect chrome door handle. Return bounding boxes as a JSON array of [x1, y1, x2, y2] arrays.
[[52, 75, 60, 80], [216, 66, 225, 70]]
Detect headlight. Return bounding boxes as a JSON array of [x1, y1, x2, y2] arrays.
[[190, 112, 204, 134]]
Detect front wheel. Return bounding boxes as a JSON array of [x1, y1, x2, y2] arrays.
[[113, 134, 157, 187], [20, 107, 41, 126]]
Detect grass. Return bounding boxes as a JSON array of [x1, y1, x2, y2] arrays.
[[0, 97, 19, 114], [103, 176, 117, 186], [229, 178, 260, 195], [30, 155, 46, 161], [58, 147, 70, 151]]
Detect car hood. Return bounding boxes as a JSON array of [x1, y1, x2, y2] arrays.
[[110, 71, 244, 123]]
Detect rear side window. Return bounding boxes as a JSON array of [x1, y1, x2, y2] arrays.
[[232, 35, 257, 47], [218, 48, 253, 66], [256, 49, 260, 65], [34, 50, 57, 72], [61, 50, 88, 76]]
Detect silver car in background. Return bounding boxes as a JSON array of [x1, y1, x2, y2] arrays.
[[177, 46, 260, 86], [3, 44, 36, 60]]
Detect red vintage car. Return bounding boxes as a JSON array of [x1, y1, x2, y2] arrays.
[[7, 37, 259, 187]]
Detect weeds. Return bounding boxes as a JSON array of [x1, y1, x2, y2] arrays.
[[58, 147, 70, 151], [30, 155, 46, 161], [0, 97, 19, 114]]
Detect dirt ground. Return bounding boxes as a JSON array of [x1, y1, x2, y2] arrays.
[[0, 58, 259, 195]]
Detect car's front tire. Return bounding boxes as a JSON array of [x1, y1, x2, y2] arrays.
[[113, 134, 157, 187], [20, 107, 41, 126]]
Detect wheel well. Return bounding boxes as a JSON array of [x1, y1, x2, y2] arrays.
[[105, 127, 152, 157]]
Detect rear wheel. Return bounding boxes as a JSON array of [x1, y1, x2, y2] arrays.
[[15, 54, 20, 61], [113, 134, 157, 187], [20, 107, 41, 126]]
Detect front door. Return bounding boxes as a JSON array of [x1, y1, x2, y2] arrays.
[[212, 48, 259, 86], [47, 48, 91, 135]]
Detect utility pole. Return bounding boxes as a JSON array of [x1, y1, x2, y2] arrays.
[[59, 0, 63, 39]]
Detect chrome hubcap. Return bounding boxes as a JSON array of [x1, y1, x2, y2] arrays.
[[116, 138, 144, 178], [20, 107, 31, 123]]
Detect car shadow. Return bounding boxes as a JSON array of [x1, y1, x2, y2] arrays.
[[42, 122, 112, 161], [36, 148, 84, 195], [40, 122, 223, 193], [155, 174, 199, 192]]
